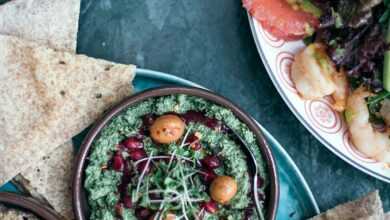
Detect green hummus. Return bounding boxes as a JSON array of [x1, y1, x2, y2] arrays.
[[85, 95, 268, 220]]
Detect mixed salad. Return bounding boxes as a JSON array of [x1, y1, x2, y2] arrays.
[[244, 0, 390, 162]]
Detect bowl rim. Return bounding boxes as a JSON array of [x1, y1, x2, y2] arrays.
[[73, 86, 280, 220], [0, 192, 63, 219]]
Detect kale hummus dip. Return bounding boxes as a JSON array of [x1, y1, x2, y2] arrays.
[[85, 95, 269, 220]]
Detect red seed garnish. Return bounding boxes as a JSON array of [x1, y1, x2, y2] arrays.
[[200, 169, 217, 183], [130, 149, 147, 161], [201, 155, 221, 169], [205, 118, 219, 129], [181, 111, 204, 123], [113, 155, 124, 171], [186, 133, 198, 143], [123, 137, 144, 150], [135, 207, 152, 219], [122, 195, 132, 209], [201, 200, 218, 213], [186, 134, 202, 151]]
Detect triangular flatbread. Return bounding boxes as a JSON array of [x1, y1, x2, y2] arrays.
[[0, 34, 136, 185], [0, 0, 80, 52], [41, 142, 74, 219], [14, 141, 74, 219], [309, 191, 384, 220]]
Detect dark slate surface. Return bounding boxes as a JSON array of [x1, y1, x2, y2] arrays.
[[77, 0, 389, 214]]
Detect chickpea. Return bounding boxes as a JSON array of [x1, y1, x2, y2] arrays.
[[210, 176, 238, 204], [150, 114, 185, 144]]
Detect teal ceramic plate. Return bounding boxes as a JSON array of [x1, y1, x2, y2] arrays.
[[0, 68, 320, 219]]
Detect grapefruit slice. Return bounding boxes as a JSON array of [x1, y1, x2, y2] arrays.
[[243, 0, 319, 41]]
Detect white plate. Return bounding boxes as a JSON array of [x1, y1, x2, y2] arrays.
[[247, 14, 390, 182]]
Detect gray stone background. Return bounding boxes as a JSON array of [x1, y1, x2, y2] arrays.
[[77, 0, 389, 214]]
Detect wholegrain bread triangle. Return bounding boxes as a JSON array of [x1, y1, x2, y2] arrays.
[[0, 34, 136, 185], [41, 142, 74, 219], [0, 0, 80, 52], [13, 141, 74, 220], [18, 142, 74, 219], [309, 191, 384, 220]]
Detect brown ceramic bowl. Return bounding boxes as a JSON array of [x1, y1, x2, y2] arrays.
[[0, 192, 62, 219], [73, 86, 279, 220]]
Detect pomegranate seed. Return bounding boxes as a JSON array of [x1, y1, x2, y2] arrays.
[[137, 161, 151, 173], [186, 133, 198, 143], [201, 155, 221, 169], [122, 195, 132, 208], [115, 203, 123, 216], [182, 111, 204, 123], [135, 207, 152, 219], [123, 137, 143, 150], [186, 134, 202, 151], [201, 201, 218, 213], [130, 149, 147, 161], [205, 118, 219, 129], [200, 169, 217, 183], [113, 155, 124, 171]]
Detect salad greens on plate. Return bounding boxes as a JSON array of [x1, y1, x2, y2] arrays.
[[245, 0, 390, 163]]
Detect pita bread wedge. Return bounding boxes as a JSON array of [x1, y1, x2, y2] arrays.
[[0, 34, 136, 185], [309, 191, 384, 220], [0, 0, 80, 52], [13, 142, 74, 219], [0, 203, 40, 220]]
